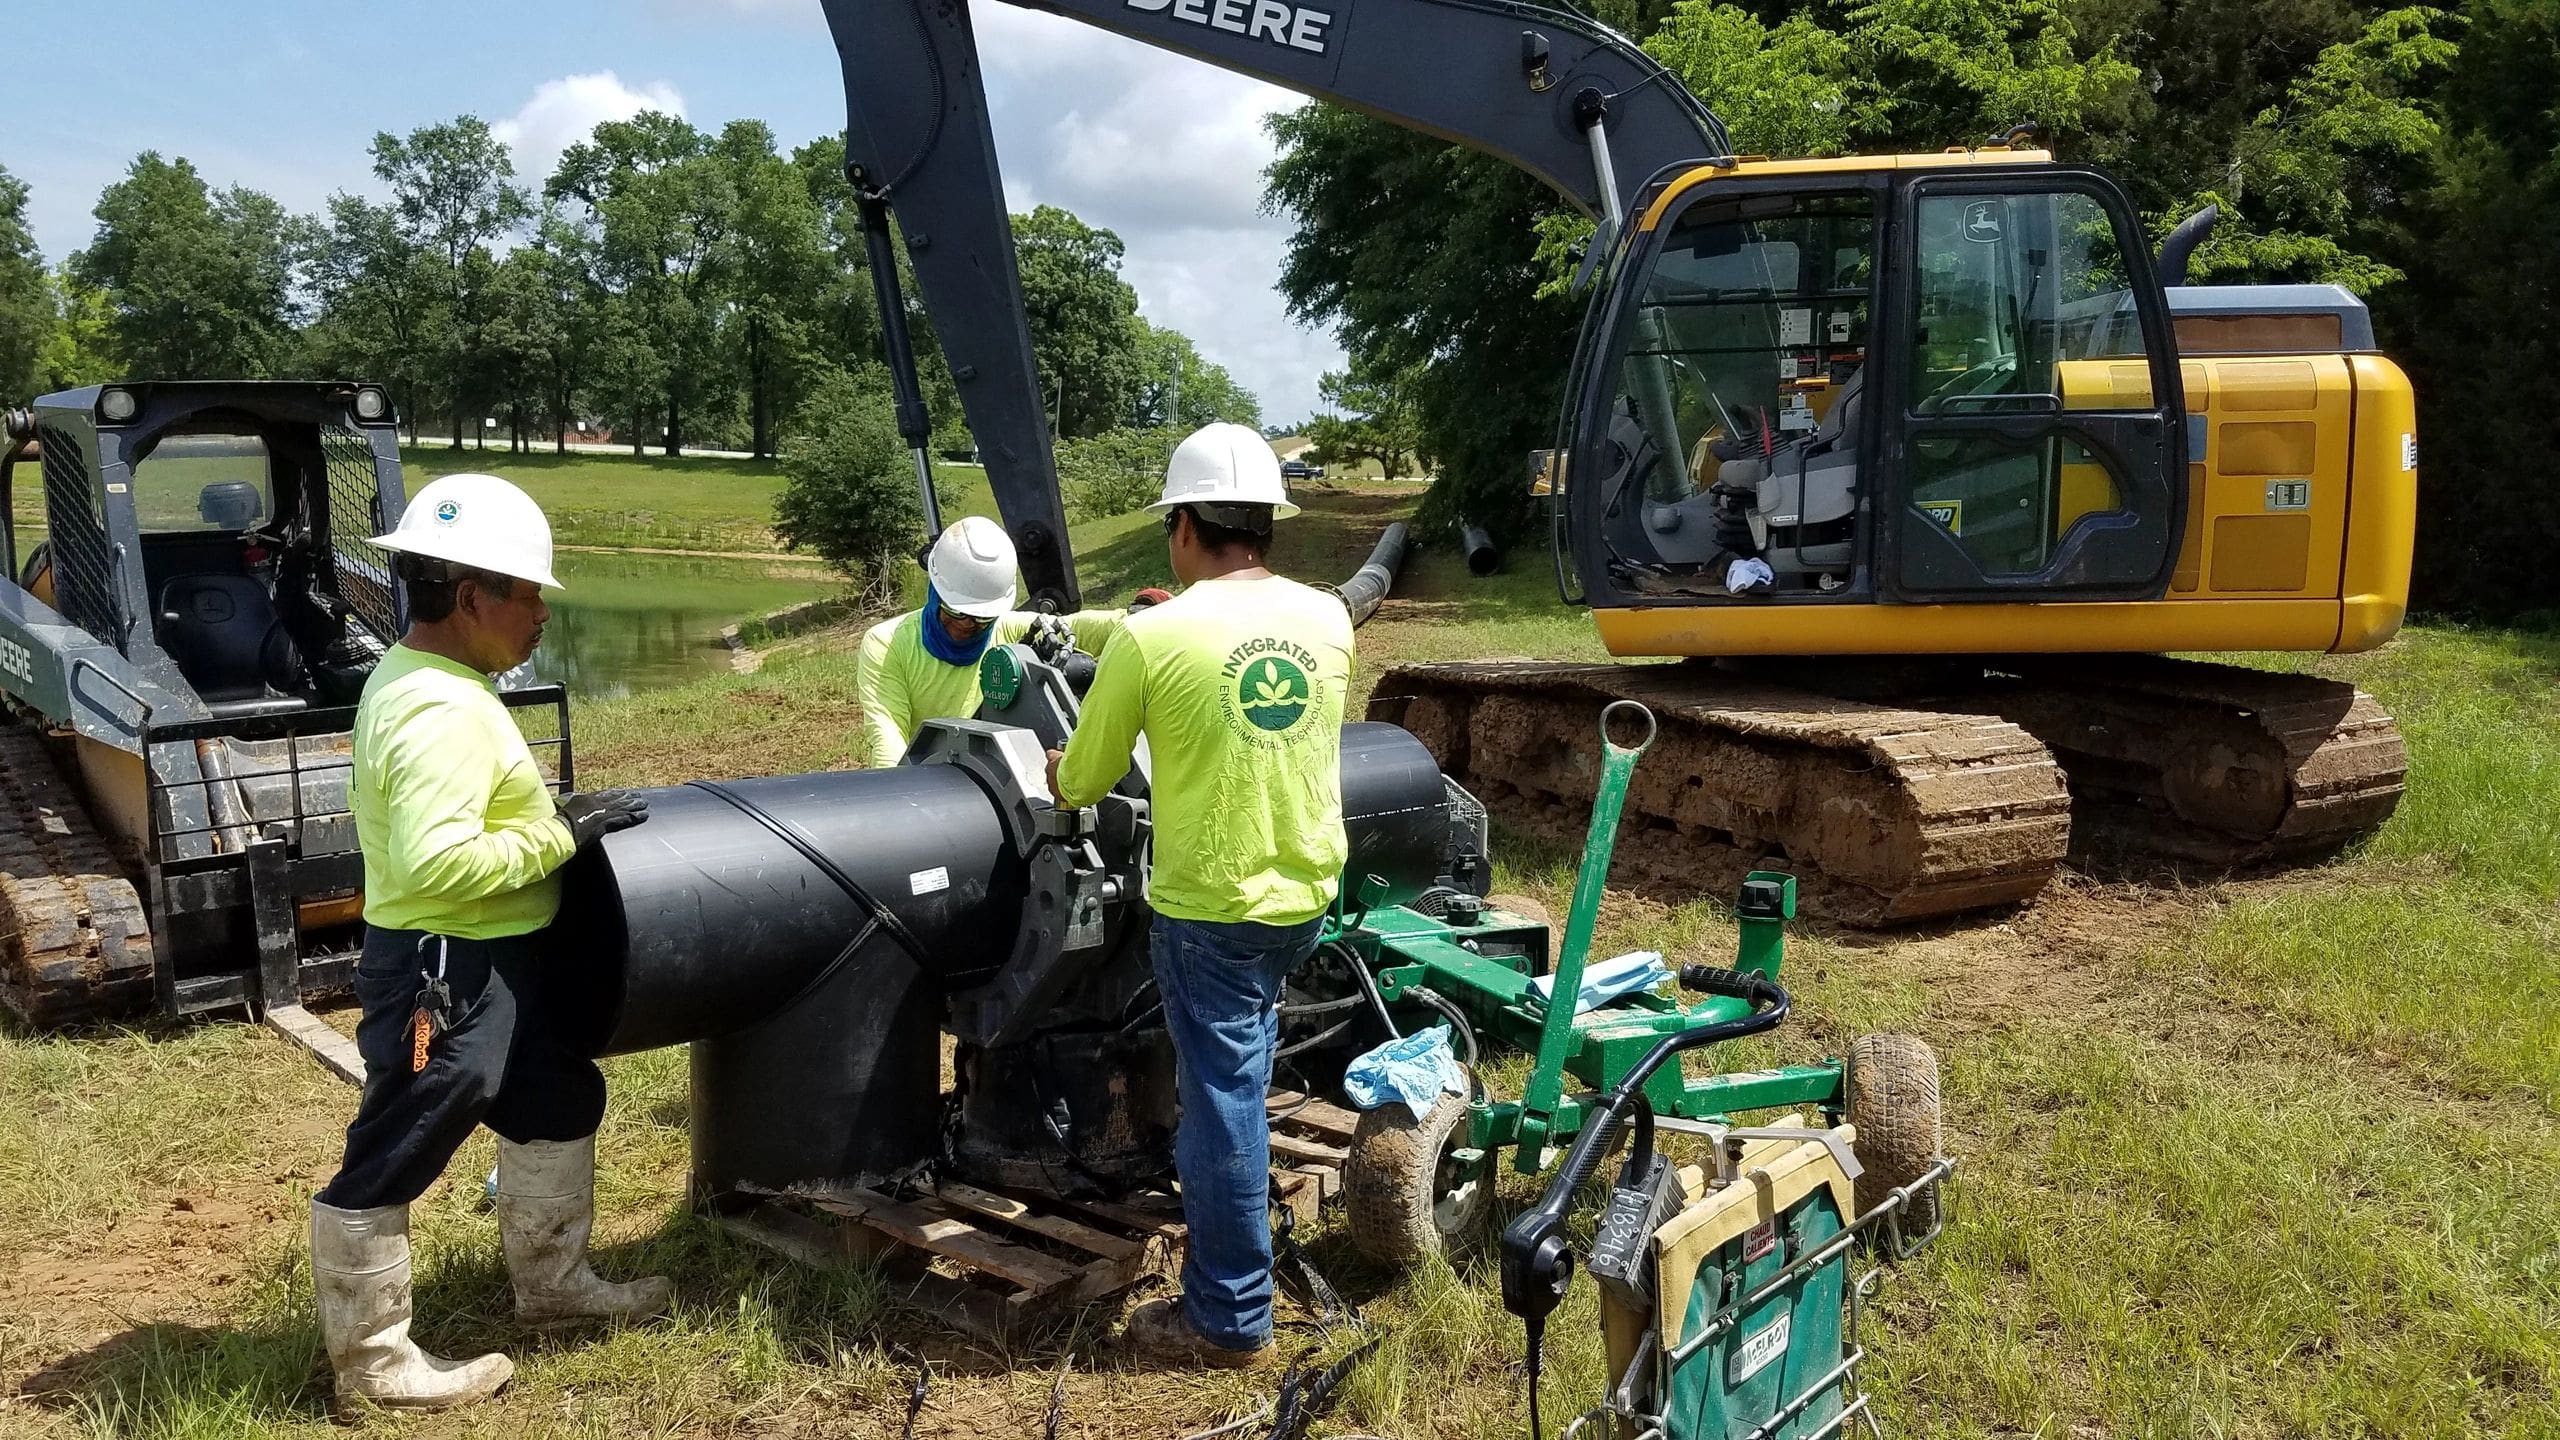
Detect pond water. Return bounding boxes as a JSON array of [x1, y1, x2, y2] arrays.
[[523, 550, 843, 700]]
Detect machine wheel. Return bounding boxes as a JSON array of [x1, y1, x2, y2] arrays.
[[0, 725, 155, 1029], [1844, 1032, 1944, 1241], [1345, 1092, 1492, 1268]]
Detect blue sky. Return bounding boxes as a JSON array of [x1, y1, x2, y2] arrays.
[[9, 0, 1343, 422]]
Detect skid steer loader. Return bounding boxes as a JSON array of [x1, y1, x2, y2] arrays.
[[0, 381, 571, 1072]]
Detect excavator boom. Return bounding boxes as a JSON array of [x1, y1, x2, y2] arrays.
[[815, 0, 1726, 606]]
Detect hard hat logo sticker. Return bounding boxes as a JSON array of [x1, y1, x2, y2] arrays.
[[434, 500, 461, 525]]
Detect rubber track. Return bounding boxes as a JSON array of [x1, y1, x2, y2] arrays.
[[1367, 661, 2070, 924], [1983, 655, 2407, 868], [0, 724, 155, 1027]]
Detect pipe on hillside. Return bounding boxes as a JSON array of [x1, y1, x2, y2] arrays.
[[1327, 520, 1409, 627], [1460, 522, 1499, 577]]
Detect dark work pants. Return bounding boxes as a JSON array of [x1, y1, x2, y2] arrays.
[[315, 925, 606, 1211]]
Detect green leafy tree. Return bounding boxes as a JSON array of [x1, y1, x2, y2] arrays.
[[719, 121, 831, 457], [1012, 205, 1144, 439], [71, 153, 306, 378], [1305, 359, 1422, 477], [302, 194, 442, 440], [371, 117, 531, 446], [2385, 0, 2557, 611], [550, 112, 737, 454], [774, 369, 922, 598], [1057, 426, 1184, 518], [0, 166, 50, 399], [1131, 323, 1261, 430], [38, 272, 119, 391]]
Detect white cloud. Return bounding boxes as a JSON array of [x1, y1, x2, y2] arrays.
[[970, 6, 1343, 422], [492, 72, 688, 187]]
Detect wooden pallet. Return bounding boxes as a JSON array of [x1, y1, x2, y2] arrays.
[[719, 1090, 1373, 1339]]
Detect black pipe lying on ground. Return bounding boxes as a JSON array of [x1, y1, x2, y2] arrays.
[[1326, 521, 1409, 626], [1460, 521, 1499, 576], [549, 720, 1460, 1200]]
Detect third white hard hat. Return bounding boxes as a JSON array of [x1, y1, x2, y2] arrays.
[[927, 515, 1019, 618], [1149, 422, 1299, 519], [371, 472, 562, 590]]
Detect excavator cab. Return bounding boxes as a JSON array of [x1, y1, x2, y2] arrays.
[[1567, 159, 2187, 611]]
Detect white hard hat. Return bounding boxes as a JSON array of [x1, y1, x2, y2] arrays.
[[371, 472, 561, 590], [927, 515, 1019, 618], [1150, 422, 1299, 519]]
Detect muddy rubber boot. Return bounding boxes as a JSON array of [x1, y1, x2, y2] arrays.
[[494, 1134, 672, 1326], [309, 1200, 513, 1415]]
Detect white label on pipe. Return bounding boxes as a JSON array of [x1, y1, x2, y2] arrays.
[[909, 866, 950, 896]]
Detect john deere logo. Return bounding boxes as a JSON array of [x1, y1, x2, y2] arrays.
[[433, 500, 461, 525], [1221, 638, 1321, 744]]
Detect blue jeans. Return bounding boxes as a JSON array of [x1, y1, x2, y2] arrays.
[[1150, 912, 1324, 1350]]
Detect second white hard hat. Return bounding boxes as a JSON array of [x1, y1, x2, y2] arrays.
[[1150, 422, 1299, 519], [371, 472, 562, 590], [927, 515, 1019, 618]]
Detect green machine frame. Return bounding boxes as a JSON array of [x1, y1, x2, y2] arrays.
[[1327, 700, 1849, 1182]]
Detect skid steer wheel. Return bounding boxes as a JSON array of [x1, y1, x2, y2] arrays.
[[1845, 1032, 1945, 1244], [1345, 1093, 1491, 1268]]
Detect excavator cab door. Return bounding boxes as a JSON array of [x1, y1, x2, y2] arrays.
[[1877, 170, 2187, 601]]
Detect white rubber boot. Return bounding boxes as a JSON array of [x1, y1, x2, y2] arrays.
[[310, 1200, 513, 1414], [494, 1134, 672, 1326]]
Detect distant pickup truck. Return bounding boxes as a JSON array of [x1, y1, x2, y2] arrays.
[[1281, 458, 1324, 480]]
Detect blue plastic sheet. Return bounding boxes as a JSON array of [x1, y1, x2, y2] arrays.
[[1343, 1026, 1468, 1119], [1529, 949, 1670, 1016]]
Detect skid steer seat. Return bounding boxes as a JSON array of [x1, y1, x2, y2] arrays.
[[156, 573, 305, 709]]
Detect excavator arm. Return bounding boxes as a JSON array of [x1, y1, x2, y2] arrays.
[[816, 0, 1728, 609]]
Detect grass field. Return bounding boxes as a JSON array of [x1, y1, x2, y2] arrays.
[[3, 460, 2555, 1439]]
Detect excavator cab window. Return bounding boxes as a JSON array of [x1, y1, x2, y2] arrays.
[[1884, 175, 2186, 599], [1574, 166, 2184, 609], [1584, 188, 1878, 595]]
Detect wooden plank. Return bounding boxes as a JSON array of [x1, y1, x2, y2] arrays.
[[1266, 1089, 1364, 1140], [265, 1004, 363, 1085], [931, 1181, 1145, 1262], [808, 1187, 1081, 1293], [1293, 1164, 1340, 1203], [1268, 1131, 1352, 1168], [1272, 1170, 1321, 1229], [1058, 1192, 1189, 1236], [718, 1202, 891, 1270]]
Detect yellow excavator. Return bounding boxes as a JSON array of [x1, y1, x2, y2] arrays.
[[813, 0, 2414, 922]]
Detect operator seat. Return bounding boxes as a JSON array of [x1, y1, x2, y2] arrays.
[[155, 573, 308, 714]]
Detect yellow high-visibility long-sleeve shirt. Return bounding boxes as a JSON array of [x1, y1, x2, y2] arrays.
[[1055, 576, 1350, 925], [853, 608, 1127, 766], [351, 644, 575, 937]]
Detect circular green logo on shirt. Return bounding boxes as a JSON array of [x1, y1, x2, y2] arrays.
[[1238, 655, 1311, 732]]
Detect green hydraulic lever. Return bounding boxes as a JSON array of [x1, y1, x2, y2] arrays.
[[1513, 700, 1654, 1172]]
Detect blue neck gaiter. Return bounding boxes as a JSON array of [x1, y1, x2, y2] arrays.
[[918, 585, 996, 667]]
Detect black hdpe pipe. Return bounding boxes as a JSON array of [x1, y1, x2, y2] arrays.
[[1327, 521, 1409, 627], [549, 722, 1457, 1196], [1460, 521, 1498, 576]]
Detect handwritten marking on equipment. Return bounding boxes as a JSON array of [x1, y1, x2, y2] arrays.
[[1127, 0, 1335, 54], [1730, 1311, 1791, 1385]]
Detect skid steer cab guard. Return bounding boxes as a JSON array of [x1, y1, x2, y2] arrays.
[[1500, 967, 1954, 1440], [0, 382, 572, 1031]]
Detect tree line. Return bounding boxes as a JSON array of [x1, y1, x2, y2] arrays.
[[0, 114, 1260, 460], [1264, 0, 2557, 617]]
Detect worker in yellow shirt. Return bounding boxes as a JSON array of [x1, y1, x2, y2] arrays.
[[1048, 424, 1351, 1368], [309, 474, 666, 1416], [852, 514, 1128, 765]]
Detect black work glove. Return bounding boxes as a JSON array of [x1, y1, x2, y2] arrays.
[[557, 789, 649, 848]]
